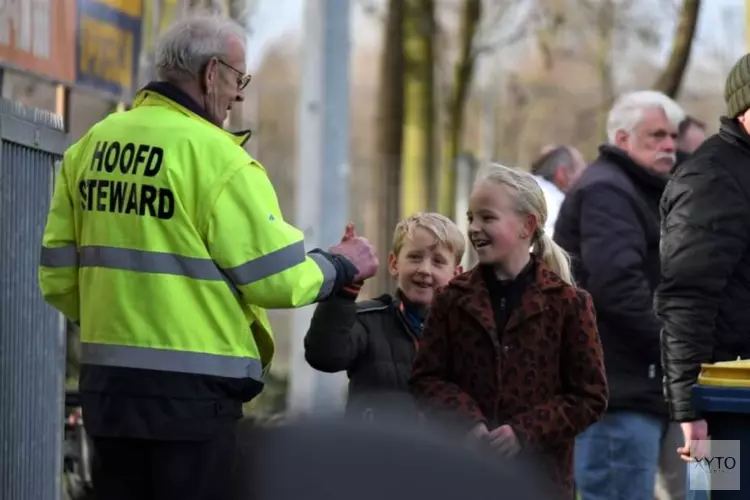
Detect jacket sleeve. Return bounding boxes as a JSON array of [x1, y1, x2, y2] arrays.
[[578, 184, 662, 359], [304, 295, 368, 372], [39, 156, 80, 322], [507, 289, 608, 449], [206, 162, 351, 309], [656, 165, 750, 422], [410, 288, 487, 430]]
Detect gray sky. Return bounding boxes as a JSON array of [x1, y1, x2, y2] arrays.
[[246, 0, 747, 75]]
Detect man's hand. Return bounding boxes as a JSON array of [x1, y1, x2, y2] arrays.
[[329, 232, 378, 282], [341, 223, 357, 243], [487, 425, 521, 458], [678, 419, 709, 463]]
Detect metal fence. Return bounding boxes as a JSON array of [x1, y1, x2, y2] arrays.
[[0, 98, 69, 500]]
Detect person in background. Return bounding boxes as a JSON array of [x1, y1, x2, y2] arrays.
[[304, 213, 465, 422], [529, 146, 587, 236], [38, 14, 378, 500], [410, 164, 607, 500], [553, 90, 685, 500], [675, 115, 707, 165], [657, 53, 750, 499]]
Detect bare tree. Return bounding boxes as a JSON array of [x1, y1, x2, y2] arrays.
[[401, 0, 437, 216], [652, 0, 702, 98], [437, 0, 532, 216], [371, 0, 407, 295]]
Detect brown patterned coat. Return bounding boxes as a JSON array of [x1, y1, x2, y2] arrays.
[[410, 260, 608, 499]]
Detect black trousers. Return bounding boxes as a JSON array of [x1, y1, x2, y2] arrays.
[[90, 425, 236, 500]]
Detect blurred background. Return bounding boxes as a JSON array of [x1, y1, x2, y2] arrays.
[[0, 0, 742, 420]]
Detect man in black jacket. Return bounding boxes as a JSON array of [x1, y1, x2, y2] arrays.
[[656, 55, 750, 464], [554, 90, 686, 500], [675, 115, 707, 167]]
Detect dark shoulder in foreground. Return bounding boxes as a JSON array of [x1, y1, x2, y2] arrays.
[[671, 133, 734, 179]]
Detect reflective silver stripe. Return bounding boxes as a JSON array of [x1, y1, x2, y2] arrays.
[[79, 245, 225, 282], [309, 252, 337, 301], [40, 245, 79, 268], [81, 342, 264, 380], [223, 240, 306, 286]]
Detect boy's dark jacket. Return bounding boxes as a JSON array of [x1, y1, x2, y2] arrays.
[[304, 292, 423, 421], [410, 258, 608, 499]]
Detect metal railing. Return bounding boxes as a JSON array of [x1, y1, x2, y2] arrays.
[[0, 98, 69, 500]]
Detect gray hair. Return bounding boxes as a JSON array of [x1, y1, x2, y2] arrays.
[[530, 146, 574, 183], [154, 13, 246, 83], [606, 91, 686, 143]]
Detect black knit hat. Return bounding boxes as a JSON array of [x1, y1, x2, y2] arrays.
[[725, 54, 750, 118]]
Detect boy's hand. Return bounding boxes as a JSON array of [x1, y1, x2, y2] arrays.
[[487, 425, 521, 458]]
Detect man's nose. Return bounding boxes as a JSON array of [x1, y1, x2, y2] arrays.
[[235, 88, 245, 102]]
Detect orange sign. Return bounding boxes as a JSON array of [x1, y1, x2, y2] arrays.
[[0, 0, 77, 83]]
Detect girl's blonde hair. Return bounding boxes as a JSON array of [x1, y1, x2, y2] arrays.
[[474, 162, 575, 286]]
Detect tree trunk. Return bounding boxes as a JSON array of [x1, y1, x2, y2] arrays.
[[652, 0, 701, 98], [438, 0, 481, 218], [400, 0, 436, 218], [370, 0, 406, 296]]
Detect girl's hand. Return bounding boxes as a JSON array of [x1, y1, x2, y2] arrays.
[[465, 422, 489, 447], [487, 425, 521, 458]]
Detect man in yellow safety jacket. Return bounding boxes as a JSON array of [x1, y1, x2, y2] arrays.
[[39, 14, 378, 500]]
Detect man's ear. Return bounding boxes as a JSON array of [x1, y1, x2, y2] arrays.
[[454, 265, 464, 276], [387, 252, 399, 277], [614, 129, 630, 150], [203, 57, 219, 92]]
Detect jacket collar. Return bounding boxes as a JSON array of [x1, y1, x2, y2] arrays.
[[719, 116, 750, 154], [132, 81, 252, 147], [597, 144, 668, 193], [449, 255, 565, 336]]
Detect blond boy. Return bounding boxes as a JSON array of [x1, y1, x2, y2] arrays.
[[304, 212, 465, 421]]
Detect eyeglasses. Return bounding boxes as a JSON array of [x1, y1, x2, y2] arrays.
[[218, 59, 252, 90]]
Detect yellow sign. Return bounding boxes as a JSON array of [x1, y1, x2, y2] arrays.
[[96, 0, 142, 18], [75, 0, 143, 98], [78, 16, 134, 90]]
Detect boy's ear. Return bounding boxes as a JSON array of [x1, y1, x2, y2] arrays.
[[454, 265, 464, 276], [387, 252, 399, 277]]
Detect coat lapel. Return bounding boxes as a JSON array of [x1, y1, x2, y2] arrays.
[[451, 258, 566, 340], [506, 262, 565, 333], [451, 268, 499, 345]]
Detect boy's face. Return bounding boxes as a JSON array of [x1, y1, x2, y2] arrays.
[[388, 227, 461, 307]]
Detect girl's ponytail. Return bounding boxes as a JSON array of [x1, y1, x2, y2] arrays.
[[534, 230, 575, 286]]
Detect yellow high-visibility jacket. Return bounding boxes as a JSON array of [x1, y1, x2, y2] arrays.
[[39, 85, 337, 389]]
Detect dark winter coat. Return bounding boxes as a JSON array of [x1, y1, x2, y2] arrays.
[[656, 117, 750, 422], [554, 145, 668, 416], [410, 258, 608, 499], [304, 293, 424, 422]]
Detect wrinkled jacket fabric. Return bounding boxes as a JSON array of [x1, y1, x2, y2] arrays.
[[656, 117, 750, 422], [410, 259, 607, 499], [554, 145, 668, 416]]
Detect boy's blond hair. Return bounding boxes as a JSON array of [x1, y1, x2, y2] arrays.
[[391, 212, 466, 265]]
